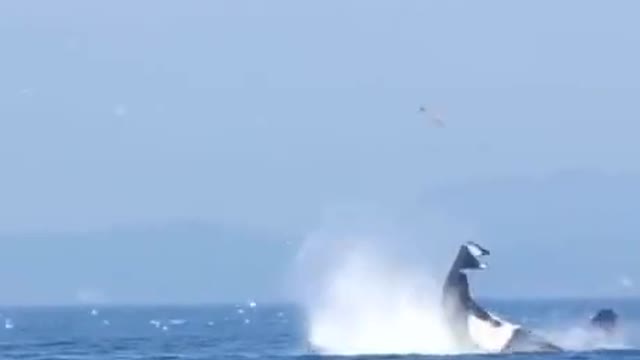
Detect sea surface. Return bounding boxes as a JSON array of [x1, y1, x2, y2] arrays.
[[0, 299, 638, 360]]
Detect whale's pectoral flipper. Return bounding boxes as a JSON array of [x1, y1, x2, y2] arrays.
[[467, 296, 501, 326]]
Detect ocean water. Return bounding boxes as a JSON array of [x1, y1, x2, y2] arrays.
[[0, 299, 638, 360]]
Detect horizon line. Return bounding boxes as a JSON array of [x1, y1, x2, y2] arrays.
[[0, 295, 637, 308]]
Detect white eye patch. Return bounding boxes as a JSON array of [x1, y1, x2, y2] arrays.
[[465, 242, 489, 257]]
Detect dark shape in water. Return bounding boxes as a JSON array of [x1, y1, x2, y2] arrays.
[[590, 308, 618, 333]]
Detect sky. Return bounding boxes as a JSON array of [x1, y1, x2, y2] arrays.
[[0, 1, 639, 304]]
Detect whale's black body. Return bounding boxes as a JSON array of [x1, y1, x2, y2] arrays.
[[441, 242, 563, 353]]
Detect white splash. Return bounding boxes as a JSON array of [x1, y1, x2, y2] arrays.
[[150, 319, 161, 328], [169, 319, 187, 325], [292, 232, 460, 356], [544, 325, 630, 351], [467, 312, 519, 352]]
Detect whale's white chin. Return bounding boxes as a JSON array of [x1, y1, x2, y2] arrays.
[[467, 313, 519, 353]]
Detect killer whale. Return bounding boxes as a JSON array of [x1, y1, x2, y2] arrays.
[[441, 242, 563, 353]]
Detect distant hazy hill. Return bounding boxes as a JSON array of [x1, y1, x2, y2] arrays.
[[0, 221, 296, 305], [1, 170, 637, 305]]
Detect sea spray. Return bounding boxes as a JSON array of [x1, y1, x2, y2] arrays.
[[291, 230, 463, 355], [543, 322, 632, 351]]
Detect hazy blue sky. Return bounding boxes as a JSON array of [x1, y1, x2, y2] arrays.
[[1, 1, 639, 304]]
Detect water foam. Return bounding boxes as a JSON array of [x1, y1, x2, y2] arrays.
[[543, 323, 633, 351], [292, 231, 463, 355]]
